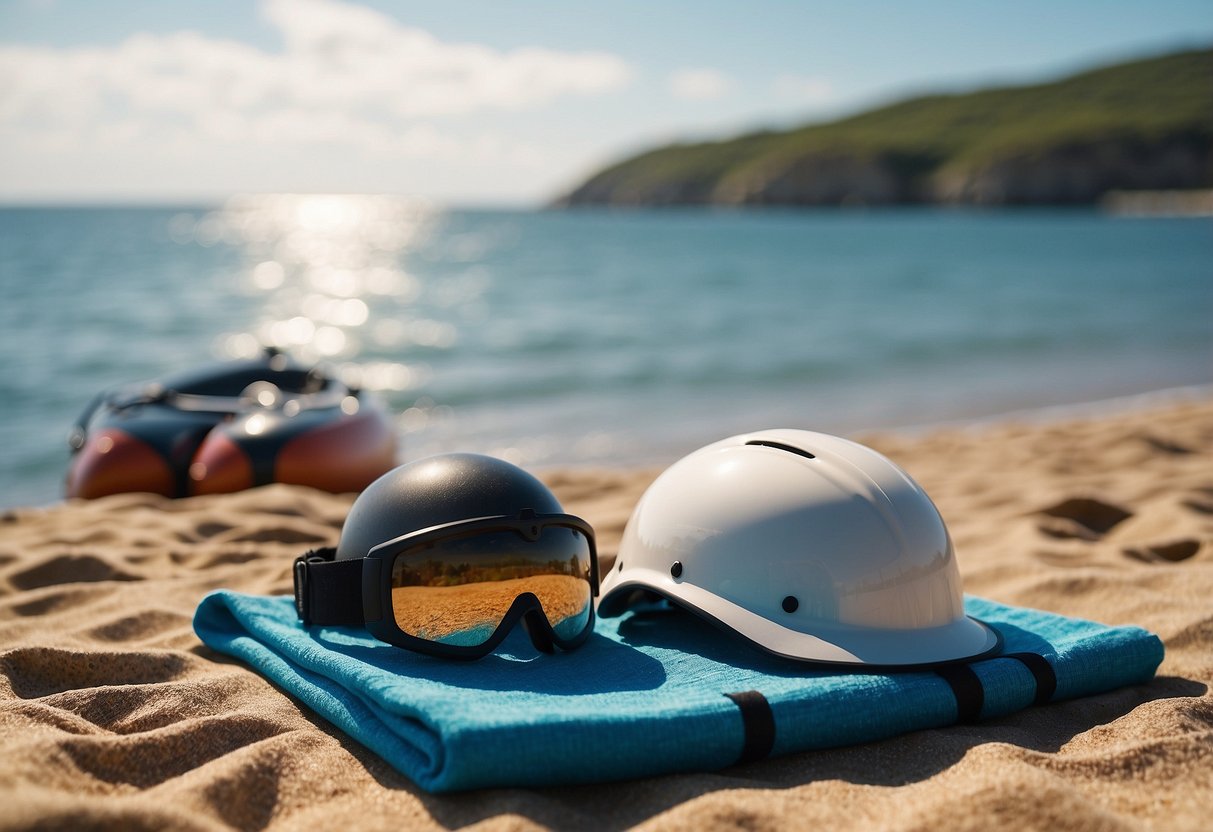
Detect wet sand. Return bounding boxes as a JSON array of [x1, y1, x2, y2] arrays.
[[1, 397, 1211, 830]]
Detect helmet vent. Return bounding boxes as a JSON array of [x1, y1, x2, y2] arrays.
[[745, 440, 815, 460]]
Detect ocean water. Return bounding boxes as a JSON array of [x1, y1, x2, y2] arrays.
[[1, 198, 1210, 509]]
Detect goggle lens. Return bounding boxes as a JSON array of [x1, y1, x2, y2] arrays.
[[389, 525, 593, 647]]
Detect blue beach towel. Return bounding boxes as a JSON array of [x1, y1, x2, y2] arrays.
[[193, 592, 1163, 793]]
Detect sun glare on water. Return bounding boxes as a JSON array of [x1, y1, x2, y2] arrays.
[[174, 194, 449, 397]]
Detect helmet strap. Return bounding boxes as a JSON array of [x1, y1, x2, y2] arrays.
[[293, 547, 363, 626]]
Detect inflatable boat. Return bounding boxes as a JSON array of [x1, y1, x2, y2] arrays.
[[66, 349, 398, 499]]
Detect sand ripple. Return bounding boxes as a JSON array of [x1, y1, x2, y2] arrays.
[[1, 400, 1211, 829]]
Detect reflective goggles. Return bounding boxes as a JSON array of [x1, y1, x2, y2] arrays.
[[293, 509, 599, 659]]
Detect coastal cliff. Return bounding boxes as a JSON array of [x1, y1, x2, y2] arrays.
[[556, 48, 1213, 208]]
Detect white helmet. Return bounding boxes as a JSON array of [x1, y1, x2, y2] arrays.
[[598, 429, 1000, 666]]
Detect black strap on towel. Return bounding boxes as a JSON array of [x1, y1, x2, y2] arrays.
[[1005, 652, 1057, 705], [724, 690, 776, 765], [936, 652, 1057, 723], [293, 547, 364, 626], [935, 664, 984, 723]]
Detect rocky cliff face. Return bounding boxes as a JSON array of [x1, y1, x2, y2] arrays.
[[563, 136, 1212, 208], [711, 152, 911, 205], [931, 136, 1211, 205]]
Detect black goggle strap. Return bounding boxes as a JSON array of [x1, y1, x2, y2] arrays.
[[293, 547, 364, 627]]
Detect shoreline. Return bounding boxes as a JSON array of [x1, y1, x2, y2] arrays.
[[7, 382, 1211, 512], [872, 381, 1213, 438], [530, 381, 1213, 475]]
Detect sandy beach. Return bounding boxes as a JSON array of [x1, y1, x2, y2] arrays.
[[1, 396, 1211, 830]]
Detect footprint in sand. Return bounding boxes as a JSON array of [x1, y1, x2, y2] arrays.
[[8, 553, 139, 590], [173, 521, 236, 544], [1123, 539, 1202, 564], [6, 584, 110, 617], [1086, 486, 1213, 565], [1035, 496, 1133, 541], [228, 526, 330, 545], [0, 646, 194, 698], [1139, 434, 1195, 455], [1180, 486, 1213, 516], [85, 608, 190, 643]]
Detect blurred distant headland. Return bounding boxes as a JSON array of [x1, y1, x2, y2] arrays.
[[555, 48, 1212, 208]]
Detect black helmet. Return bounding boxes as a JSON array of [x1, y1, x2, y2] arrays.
[[336, 453, 565, 560], [295, 453, 599, 659]]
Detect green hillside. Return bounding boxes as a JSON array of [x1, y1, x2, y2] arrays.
[[557, 47, 1213, 207]]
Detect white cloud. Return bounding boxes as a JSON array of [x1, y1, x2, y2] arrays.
[[0, 0, 633, 154], [667, 68, 735, 101], [772, 74, 834, 103]]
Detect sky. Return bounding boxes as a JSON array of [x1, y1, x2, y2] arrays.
[[0, 0, 1209, 205]]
